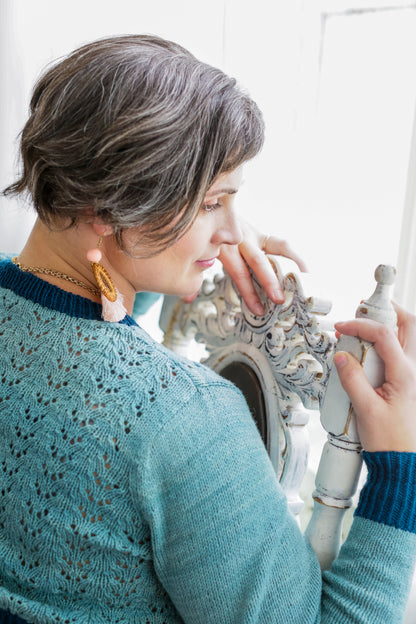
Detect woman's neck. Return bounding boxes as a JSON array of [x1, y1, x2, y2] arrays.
[[17, 219, 136, 314]]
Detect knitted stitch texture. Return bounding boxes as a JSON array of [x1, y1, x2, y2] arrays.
[[0, 257, 415, 623]]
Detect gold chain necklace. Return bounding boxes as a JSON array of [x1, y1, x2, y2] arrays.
[[12, 256, 100, 297]]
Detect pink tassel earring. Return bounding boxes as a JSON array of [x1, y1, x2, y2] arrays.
[[86, 237, 127, 322]]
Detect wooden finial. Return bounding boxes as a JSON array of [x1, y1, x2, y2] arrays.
[[356, 264, 397, 326]]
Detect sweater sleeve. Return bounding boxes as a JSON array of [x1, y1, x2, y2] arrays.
[[132, 292, 162, 317], [321, 451, 416, 622], [138, 381, 416, 624]]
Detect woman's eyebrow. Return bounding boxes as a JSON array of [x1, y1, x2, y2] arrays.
[[205, 187, 239, 198]]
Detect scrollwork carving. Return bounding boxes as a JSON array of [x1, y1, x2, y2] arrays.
[[165, 257, 334, 409]]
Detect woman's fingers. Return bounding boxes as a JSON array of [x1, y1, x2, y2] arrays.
[[218, 244, 267, 315], [393, 302, 416, 359], [218, 219, 307, 316], [333, 350, 383, 416], [333, 347, 416, 452], [334, 317, 409, 383], [336, 305, 416, 358], [261, 236, 308, 273], [334, 320, 416, 452], [237, 239, 285, 304], [334, 309, 416, 452]]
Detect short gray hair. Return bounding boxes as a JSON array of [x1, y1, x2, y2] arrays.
[[4, 34, 264, 254]]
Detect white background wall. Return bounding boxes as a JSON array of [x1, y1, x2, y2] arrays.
[[1, 1, 416, 618], [2, 1, 416, 321]]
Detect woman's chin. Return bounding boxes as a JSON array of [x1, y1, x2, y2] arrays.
[[182, 290, 199, 303]]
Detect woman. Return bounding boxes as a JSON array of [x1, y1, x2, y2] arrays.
[[0, 34, 415, 624]]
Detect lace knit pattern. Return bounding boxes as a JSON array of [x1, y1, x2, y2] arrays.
[[0, 284, 199, 623], [1, 257, 416, 624]]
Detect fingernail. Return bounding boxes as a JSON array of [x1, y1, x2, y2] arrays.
[[272, 288, 284, 303], [254, 303, 264, 315], [334, 352, 348, 369]]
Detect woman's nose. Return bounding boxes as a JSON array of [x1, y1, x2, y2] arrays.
[[212, 208, 243, 247]]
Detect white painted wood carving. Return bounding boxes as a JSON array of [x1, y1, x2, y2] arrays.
[[160, 256, 335, 517], [305, 265, 397, 569]]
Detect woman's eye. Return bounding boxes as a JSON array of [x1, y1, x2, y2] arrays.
[[203, 202, 221, 213]]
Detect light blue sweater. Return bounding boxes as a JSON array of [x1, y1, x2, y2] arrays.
[[0, 257, 415, 623]]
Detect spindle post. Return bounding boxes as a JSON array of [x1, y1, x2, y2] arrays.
[[305, 265, 397, 570]]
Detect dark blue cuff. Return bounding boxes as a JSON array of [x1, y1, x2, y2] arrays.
[[355, 451, 416, 533], [0, 607, 28, 624]]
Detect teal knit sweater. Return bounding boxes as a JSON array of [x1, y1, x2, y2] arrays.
[[0, 256, 415, 623]]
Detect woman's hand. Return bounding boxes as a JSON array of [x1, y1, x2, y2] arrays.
[[217, 220, 307, 316], [333, 304, 416, 453]]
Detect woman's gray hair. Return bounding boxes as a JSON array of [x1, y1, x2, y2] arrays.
[[4, 34, 264, 254]]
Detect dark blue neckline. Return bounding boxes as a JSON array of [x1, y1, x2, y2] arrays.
[[0, 259, 138, 326]]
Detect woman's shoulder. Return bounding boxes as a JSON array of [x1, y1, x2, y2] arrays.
[[0, 274, 227, 391], [115, 320, 237, 393], [51, 311, 240, 411], [0, 282, 243, 432], [75, 319, 249, 452], [99, 321, 247, 428]]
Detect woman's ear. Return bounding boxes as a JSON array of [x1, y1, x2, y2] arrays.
[[91, 222, 114, 237]]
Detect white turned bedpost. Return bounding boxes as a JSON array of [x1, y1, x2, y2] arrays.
[[305, 265, 397, 570]]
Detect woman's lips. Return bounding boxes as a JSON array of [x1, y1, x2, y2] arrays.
[[195, 257, 217, 269]]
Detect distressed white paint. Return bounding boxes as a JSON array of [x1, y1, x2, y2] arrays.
[[305, 265, 397, 569]]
